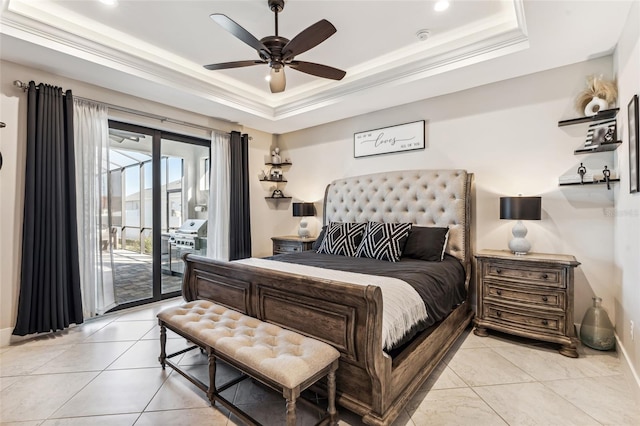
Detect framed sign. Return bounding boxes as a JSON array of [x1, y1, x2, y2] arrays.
[[354, 120, 425, 158], [629, 94, 639, 194]]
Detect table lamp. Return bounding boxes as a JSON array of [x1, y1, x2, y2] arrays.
[[292, 202, 316, 238], [500, 196, 541, 255]]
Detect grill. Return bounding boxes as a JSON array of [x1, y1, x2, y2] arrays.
[[170, 219, 207, 250]]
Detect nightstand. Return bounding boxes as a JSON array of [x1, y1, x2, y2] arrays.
[[271, 235, 317, 255], [473, 249, 581, 358]]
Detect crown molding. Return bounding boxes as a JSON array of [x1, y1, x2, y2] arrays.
[[1, 0, 528, 124]]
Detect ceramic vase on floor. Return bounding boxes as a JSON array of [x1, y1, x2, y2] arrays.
[[580, 296, 615, 351]]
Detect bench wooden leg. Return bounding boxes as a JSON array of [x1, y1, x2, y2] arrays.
[[285, 392, 297, 426], [327, 364, 338, 426], [158, 322, 167, 370], [207, 349, 217, 403]]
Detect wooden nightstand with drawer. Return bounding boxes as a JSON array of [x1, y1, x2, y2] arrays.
[[473, 249, 581, 358], [271, 235, 316, 255]]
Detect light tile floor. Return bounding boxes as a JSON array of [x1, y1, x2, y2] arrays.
[[1, 298, 639, 425]]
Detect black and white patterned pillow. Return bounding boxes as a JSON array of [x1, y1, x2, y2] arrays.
[[316, 222, 367, 257], [355, 222, 412, 262]]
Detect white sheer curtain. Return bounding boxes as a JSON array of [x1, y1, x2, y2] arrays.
[[208, 131, 231, 260], [73, 98, 115, 317]]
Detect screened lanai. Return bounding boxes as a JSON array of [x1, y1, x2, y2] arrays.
[[102, 127, 210, 308]]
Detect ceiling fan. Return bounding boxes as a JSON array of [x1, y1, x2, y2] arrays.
[[204, 0, 346, 93]]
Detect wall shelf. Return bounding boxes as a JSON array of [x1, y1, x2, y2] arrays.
[[574, 141, 622, 154], [260, 178, 288, 183], [559, 178, 620, 187], [265, 196, 292, 200], [558, 108, 619, 127], [265, 161, 292, 167]]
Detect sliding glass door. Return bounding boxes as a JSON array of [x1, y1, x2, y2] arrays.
[[105, 121, 210, 311], [160, 137, 210, 295]]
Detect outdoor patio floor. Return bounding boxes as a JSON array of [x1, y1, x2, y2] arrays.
[[112, 250, 182, 305]]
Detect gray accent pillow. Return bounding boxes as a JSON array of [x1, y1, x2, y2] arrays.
[[402, 226, 450, 261], [312, 226, 327, 251]]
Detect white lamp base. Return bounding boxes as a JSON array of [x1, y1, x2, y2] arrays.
[[298, 219, 310, 238], [508, 220, 531, 255]]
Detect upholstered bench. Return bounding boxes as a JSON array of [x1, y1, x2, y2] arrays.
[[157, 300, 340, 426]]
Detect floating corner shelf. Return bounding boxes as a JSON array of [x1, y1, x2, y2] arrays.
[[265, 161, 292, 167], [558, 108, 619, 127], [559, 178, 620, 188], [265, 196, 292, 200], [574, 141, 622, 154]]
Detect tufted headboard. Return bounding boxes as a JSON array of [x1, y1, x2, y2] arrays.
[[322, 169, 473, 270]]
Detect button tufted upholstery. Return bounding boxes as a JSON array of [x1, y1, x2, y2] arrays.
[[158, 300, 340, 389], [323, 169, 469, 263]]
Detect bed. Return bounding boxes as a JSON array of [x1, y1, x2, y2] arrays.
[[181, 169, 474, 425]]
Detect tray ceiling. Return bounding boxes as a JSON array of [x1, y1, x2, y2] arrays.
[[0, 0, 633, 133]]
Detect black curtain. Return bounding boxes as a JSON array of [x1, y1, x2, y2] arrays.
[[229, 131, 252, 260], [13, 81, 83, 336]]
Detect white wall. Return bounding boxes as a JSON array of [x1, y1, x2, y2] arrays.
[[274, 56, 617, 336], [613, 0, 640, 395], [0, 60, 238, 345]]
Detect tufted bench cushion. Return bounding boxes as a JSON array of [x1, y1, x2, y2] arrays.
[[157, 300, 339, 425], [157, 300, 339, 389]]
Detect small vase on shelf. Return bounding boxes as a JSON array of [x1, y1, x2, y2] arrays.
[[579, 296, 615, 351], [584, 96, 608, 116]]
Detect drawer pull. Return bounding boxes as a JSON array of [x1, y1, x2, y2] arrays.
[[496, 289, 502, 296], [496, 268, 502, 274], [496, 311, 502, 317], [542, 273, 548, 279], [542, 296, 548, 302], [542, 320, 548, 326]]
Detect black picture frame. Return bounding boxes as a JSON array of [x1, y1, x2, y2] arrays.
[[629, 94, 639, 193]]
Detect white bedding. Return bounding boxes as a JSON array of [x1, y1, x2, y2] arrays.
[[234, 258, 428, 350]]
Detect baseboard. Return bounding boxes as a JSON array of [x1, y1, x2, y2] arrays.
[[615, 333, 640, 404], [0, 326, 31, 347]]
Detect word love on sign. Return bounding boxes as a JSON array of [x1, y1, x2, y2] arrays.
[[354, 120, 425, 158]]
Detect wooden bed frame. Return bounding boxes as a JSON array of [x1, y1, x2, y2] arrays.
[[181, 170, 475, 425]]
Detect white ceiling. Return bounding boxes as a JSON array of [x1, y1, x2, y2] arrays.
[[0, 0, 633, 134]]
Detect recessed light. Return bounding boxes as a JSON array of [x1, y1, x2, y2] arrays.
[[99, 0, 119, 6], [434, 0, 450, 12]]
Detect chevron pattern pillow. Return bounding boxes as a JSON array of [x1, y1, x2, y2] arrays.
[[355, 222, 412, 262], [317, 222, 367, 257]]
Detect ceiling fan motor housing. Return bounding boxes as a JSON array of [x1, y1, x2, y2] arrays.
[[268, 0, 284, 13], [259, 35, 290, 67]]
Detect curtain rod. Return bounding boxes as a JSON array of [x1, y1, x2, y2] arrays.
[[13, 80, 234, 136]]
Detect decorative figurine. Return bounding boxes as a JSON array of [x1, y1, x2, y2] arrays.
[[271, 189, 284, 198], [271, 147, 282, 164], [602, 165, 611, 190], [270, 168, 282, 181], [603, 127, 615, 143], [577, 163, 587, 184]]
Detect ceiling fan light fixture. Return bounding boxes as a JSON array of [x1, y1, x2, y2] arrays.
[[269, 67, 286, 93]]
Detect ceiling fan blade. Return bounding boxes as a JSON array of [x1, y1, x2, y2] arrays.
[[282, 19, 336, 61], [210, 14, 270, 56], [288, 61, 346, 81], [203, 60, 266, 71]]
